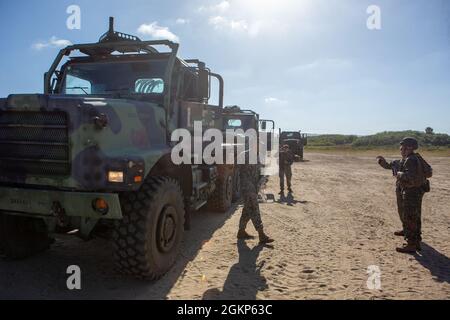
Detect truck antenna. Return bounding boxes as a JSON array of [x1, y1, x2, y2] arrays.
[[99, 16, 141, 43], [109, 17, 114, 34]]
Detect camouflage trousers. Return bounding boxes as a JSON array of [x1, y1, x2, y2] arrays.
[[279, 165, 292, 191], [396, 188, 423, 243], [239, 192, 263, 232]]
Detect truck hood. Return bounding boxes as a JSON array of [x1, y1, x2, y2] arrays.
[[0, 94, 168, 190]]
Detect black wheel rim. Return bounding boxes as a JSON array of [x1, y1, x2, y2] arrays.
[[234, 171, 241, 195], [157, 205, 178, 253], [226, 175, 233, 201]]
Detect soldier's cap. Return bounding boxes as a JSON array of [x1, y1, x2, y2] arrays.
[[400, 137, 419, 150]]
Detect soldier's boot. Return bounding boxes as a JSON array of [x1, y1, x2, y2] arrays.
[[288, 187, 293, 194], [257, 228, 274, 245], [237, 229, 255, 240], [394, 230, 405, 237], [396, 242, 418, 254], [416, 242, 422, 252]]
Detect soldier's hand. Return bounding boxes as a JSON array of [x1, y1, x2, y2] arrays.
[[376, 156, 386, 165]]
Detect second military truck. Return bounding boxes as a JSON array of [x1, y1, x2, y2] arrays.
[[280, 131, 308, 161]]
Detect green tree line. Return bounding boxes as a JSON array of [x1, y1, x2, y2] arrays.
[[308, 130, 450, 148]]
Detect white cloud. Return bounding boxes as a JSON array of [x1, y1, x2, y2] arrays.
[[264, 97, 288, 105], [209, 16, 226, 26], [198, 1, 267, 37], [32, 43, 48, 51], [137, 22, 179, 42], [32, 36, 72, 51], [208, 16, 261, 37], [215, 0, 231, 12], [175, 18, 189, 25], [229, 19, 248, 31], [209, 16, 248, 31], [198, 1, 230, 13]]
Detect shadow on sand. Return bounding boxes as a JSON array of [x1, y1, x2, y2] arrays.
[[202, 240, 272, 300], [276, 193, 308, 206], [414, 242, 450, 284], [0, 203, 240, 299]]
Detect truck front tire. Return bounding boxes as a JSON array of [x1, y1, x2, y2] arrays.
[[113, 177, 185, 280], [299, 148, 304, 161]]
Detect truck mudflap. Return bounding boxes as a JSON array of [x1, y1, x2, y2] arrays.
[[0, 186, 122, 220]]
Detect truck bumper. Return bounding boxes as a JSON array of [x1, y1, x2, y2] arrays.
[[0, 186, 122, 220]]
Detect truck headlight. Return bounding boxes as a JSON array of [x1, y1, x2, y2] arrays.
[[108, 171, 124, 183]]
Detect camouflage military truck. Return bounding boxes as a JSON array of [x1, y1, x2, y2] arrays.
[[280, 131, 308, 161], [222, 106, 275, 201], [0, 18, 239, 279]]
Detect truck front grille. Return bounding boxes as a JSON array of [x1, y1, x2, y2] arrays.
[[0, 111, 70, 175]]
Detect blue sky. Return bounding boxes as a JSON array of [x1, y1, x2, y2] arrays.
[[0, 0, 449, 134]]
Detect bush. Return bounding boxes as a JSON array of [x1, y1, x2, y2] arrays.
[[308, 135, 358, 146], [352, 131, 450, 148], [307, 131, 450, 148]]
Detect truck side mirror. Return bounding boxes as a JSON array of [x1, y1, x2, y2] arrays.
[[266, 132, 272, 151], [261, 121, 267, 130], [198, 69, 209, 100]]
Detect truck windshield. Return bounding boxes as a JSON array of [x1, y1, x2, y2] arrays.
[[224, 116, 256, 131], [282, 132, 301, 139], [61, 60, 167, 95]]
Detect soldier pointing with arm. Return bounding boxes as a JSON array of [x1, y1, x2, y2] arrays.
[[377, 137, 432, 254]]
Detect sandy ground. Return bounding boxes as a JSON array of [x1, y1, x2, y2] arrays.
[[1, 152, 449, 300]]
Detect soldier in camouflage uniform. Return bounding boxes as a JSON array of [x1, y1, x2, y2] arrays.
[[237, 151, 274, 245], [279, 144, 295, 194], [377, 137, 429, 254]]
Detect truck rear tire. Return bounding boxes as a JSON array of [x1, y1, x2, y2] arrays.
[[0, 214, 52, 259], [299, 148, 304, 161], [208, 168, 233, 213], [113, 177, 185, 280], [232, 167, 241, 203]]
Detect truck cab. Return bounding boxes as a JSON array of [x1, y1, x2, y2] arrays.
[[0, 18, 236, 279]]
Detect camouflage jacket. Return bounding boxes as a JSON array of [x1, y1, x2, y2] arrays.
[[380, 153, 425, 189], [240, 163, 261, 195], [279, 150, 294, 169]]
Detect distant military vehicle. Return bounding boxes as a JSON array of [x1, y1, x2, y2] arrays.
[[280, 131, 308, 161], [0, 18, 260, 279]]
